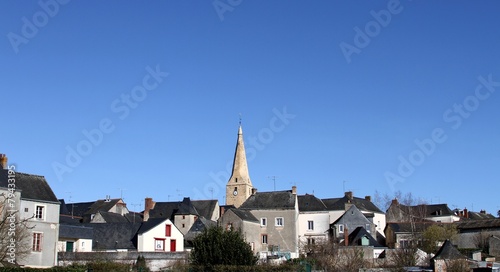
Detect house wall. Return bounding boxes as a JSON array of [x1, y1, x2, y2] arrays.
[[138, 219, 184, 252], [249, 209, 299, 258], [58, 239, 93, 252], [328, 210, 345, 224], [427, 215, 460, 223], [370, 212, 386, 237], [174, 214, 197, 235], [20, 199, 60, 268], [489, 236, 500, 257], [219, 210, 261, 253], [298, 212, 329, 245]]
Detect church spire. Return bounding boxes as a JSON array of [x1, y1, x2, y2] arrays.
[[226, 123, 253, 207], [229, 124, 252, 186]]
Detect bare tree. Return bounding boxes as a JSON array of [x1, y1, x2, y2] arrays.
[[300, 239, 368, 272], [0, 192, 33, 265], [473, 230, 492, 253], [444, 259, 470, 272]]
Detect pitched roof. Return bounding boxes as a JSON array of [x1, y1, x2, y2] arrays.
[[97, 211, 129, 223], [322, 195, 383, 213], [184, 217, 217, 242], [348, 227, 383, 247], [0, 169, 58, 203], [137, 218, 169, 234], [86, 199, 123, 215], [394, 203, 455, 218], [468, 211, 496, 220], [59, 224, 93, 239], [431, 240, 466, 260], [192, 200, 218, 219], [331, 205, 373, 226], [147, 201, 179, 219], [176, 197, 199, 215], [385, 222, 436, 233], [228, 208, 259, 223], [90, 223, 142, 250], [456, 218, 500, 230], [298, 194, 328, 212], [240, 190, 296, 210]]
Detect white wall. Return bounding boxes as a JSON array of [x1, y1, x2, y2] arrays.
[[138, 219, 184, 252], [298, 212, 330, 244]]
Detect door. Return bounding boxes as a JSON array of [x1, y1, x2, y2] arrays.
[[66, 241, 74, 252], [170, 239, 176, 252]]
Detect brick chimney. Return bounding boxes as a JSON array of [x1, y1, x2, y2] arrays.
[[344, 226, 349, 246], [0, 154, 7, 169], [292, 186, 297, 195], [345, 191, 353, 200], [480, 209, 486, 214], [463, 208, 469, 218], [365, 195, 371, 202], [143, 197, 155, 221], [392, 198, 399, 205]]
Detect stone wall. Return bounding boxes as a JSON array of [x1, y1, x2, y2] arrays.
[[58, 251, 188, 272]]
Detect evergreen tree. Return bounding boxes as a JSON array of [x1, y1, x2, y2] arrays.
[[190, 226, 257, 267]]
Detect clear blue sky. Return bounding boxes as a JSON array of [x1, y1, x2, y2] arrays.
[[1, 1, 499, 214]]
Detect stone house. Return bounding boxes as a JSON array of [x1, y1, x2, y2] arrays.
[[386, 199, 459, 223], [330, 205, 377, 243], [297, 194, 330, 246], [0, 155, 60, 268], [218, 208, 260, 253]]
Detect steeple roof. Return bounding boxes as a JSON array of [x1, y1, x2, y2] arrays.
[[228, 125, 252, 186]]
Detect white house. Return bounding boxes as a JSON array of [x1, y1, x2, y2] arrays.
[[0, 155, 60, 268], [137, 218, 184, 252], [297, 194, 330, 246]]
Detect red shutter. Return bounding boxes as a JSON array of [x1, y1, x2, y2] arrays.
[[165, 224, 171, 237]]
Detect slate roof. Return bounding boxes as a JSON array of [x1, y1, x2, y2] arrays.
[[62, 201, 95, 217], [322, 195, 383, 213], [0, 169, 58, 203], [385, 222, 435, 233], [468, 211, 496, 220], [59, 224, 93, 239], [137, 218, 169, 234], [331, 205, 372, 225], [184, 217, 217, 243], [395, 203, 455, 218], [147, 197, 204, 219], [90, 223, 142, 251], [192, 200, 218, 219], [97, 211, 129, 223], [228, 208, 259, 223], [86, 199, 123, 215], [456, 218, 500, 230], [298, 194, 328, 212], [348, 227, 383, 247], [239, 190, 296, 210], [431, 240, 466, 260]]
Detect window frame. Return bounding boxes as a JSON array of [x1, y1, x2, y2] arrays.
[[165, 224, 172, 237], [307, 220, 314, 231], [338, 224, 344, 233], [35, 205, 45, 220], [275, 217, 284, 227], [32, 232, 43, 252], [260, 217, 267, 227], [154, 238, 166, 251], [261, 234, 268, 244]]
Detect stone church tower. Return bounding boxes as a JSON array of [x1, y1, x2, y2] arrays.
[[226, 125, 253, 208]]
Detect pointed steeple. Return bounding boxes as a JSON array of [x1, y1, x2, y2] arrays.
[[229, 125, 252, 186], [226, 124, 253, 208]]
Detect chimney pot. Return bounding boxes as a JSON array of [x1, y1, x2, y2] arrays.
[[365, 195, 371, 202], [345, 191, 353, 200], [292, 186, 297, 195], [0, 154, 7, 169]]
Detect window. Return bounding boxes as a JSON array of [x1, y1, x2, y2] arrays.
[[226, 223, 232, 231], [155, 238, 165, 251], [366, 224, 371, 233], [275, 217, 284, 227], [35, 205, 44, 220], [307, 220, 314, 230], [165, 224, 171, 237], [262, 234, 268, 244], [182, 224, 185, 228], [32, 233, 42, 252], [338, 224, 344, 233], [307, 238, 315, 245], [182, 215, 185, 219], [261, 218, 267, 226], [24, 207, 29, 213]]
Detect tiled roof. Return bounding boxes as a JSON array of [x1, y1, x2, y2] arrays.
[[298, 194, 328, 212], [97, 211, 129, 223], [185, 217, 217, 242], [240, 190, 296, 210], [86, 199, 122, 215], [137, 218, 168, 234], [0, 169, 58, 203], [176, 197, 199, 215], [385, 222, 435, 233]]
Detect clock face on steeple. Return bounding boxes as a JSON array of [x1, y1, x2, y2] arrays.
[[233, 190, 238, 196]]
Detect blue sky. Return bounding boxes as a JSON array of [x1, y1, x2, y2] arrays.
[[1, 1, 499, 214]]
